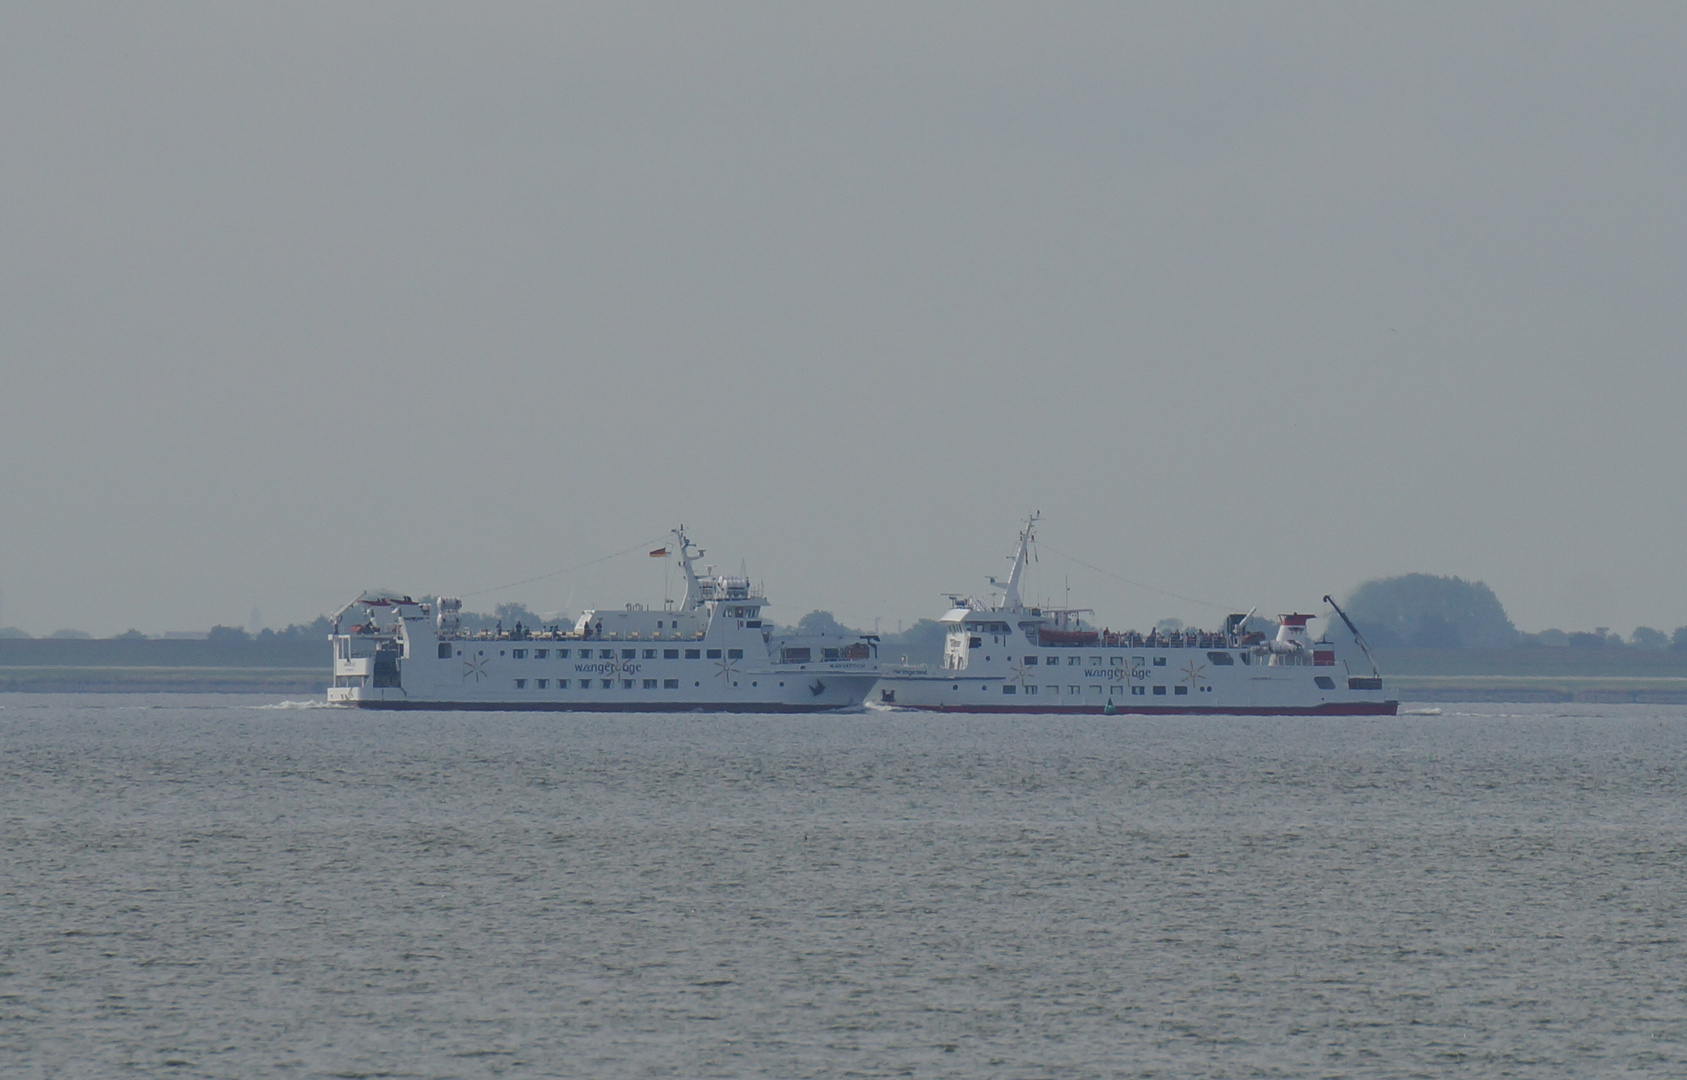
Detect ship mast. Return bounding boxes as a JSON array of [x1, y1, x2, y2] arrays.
[[998, 512, 1039, 612], [674, 526, 705, 610]]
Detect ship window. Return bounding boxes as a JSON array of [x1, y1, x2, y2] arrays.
[[1175, 685, 1188, 695], [747, 621, 761, 628], [1026, 685, 1038, 694], [557, 649, 570, 659], [1091, 686, 1102, 696], [536, 679, 548, 689], [1047, 656, 1059, 665], [657, 621, 664, 629], [1110, 657, 1122, 666], [728, 649, 743, 660], [622, 649, 636, 659], [643, 649, 656, 659], [1153, 657, 1167, 667], [601, 679, 613, 689], [1068, 656, 1080, 666], [781, 647, 811, 664], [622, 679, 634, 689], [438, 643, 452, 659], [1049, 685, 1059, 694], [1003, 685, 1016, 694], [1024, 656, 1038, 665], [514, 679, 527, 689], [685, 648, 701, 659], [664, 649, 679, 659], [968, 637, 982, 649], [1132, 685, 1146, 695], [1152, 685, 1167, 695], [644, 679, 658, 689], [664, 679, 679, 689], [538, 649, 550, 659], [600, 649, 614, 659], [512, 649, 526, 659], [1069, 685, 1080, 694], [1315, 676, 1336, 690], [707, 649, 722, 659], [557, 679, 568, 689], [1207, 651, 1235, 665], [1090, 656, 1101, 666]]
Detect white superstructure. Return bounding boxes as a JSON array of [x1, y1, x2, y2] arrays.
[[328, 528, 879, 712], [873, 517, 1398, 716]]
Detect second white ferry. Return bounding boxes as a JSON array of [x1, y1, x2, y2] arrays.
[[328, 528, 881, 711], [873, 517, 1398, 716]]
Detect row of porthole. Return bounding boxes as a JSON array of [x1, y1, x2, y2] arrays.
[[506, 679, 786, 690]]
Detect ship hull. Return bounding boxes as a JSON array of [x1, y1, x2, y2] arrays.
[[339, 698, 871, 713], [882, 700, 1400, 716]]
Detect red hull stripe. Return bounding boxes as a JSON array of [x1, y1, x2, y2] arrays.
[[892, 701, 1401, 717]]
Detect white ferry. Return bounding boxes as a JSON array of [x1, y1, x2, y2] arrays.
[[873, 518, 1398, 716], [328, 529, 881, 712]]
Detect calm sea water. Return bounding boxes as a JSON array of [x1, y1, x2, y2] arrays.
[[3, 695, 1686, 1078]]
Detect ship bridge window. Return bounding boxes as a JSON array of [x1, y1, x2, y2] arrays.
[[1206, 651, 1235, 665], [1315, 675, 1336, 690], [727, 649, 743, 660], [438, 643, 452, 659], [781, 647, 811, 664], [664, 648, 679, 659], [707, 649, 722, 659], [685, 648, 701, 659], [600, 649, 614, 659]]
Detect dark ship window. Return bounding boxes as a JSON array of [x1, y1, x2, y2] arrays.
[[1206, 651, 1234, 665], [438, 643, 452, 659], [1315, 676, 1337, 690]]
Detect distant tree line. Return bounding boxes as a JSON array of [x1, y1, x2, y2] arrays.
[[16, 576, 1687, 656], [1343, 573, 1687, 650]]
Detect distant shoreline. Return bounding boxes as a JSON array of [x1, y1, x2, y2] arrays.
[[7, 640, 1687, 703]]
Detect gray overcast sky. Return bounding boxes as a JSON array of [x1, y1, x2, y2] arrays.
[[3, 3, 1684, 637]]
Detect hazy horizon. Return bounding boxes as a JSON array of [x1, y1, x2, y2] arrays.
[[5, 5, 1685, 638]]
